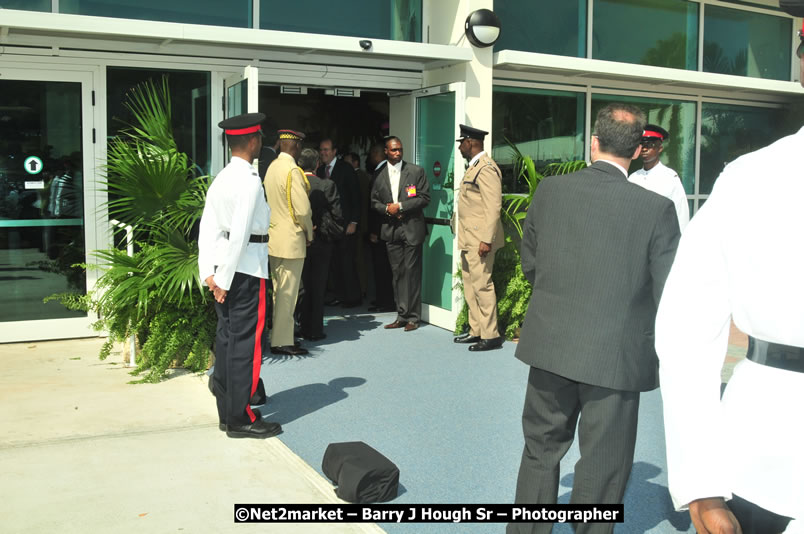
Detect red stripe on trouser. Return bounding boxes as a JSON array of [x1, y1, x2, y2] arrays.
[[245, 278, 266, 423]]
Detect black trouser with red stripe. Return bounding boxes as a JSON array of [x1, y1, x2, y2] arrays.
[[211, 272, 266, 426]]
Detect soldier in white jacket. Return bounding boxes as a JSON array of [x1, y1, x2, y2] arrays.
[[628, 124, 689, 232], [655, 24, 804, 534]]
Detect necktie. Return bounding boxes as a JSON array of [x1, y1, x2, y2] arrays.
[[326, 165, 331, 178]]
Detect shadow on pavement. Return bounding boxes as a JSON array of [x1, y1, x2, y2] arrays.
[[555, 462, 691, 533], [259, 376, 367, 425]]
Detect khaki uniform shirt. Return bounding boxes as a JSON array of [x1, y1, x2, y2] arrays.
[[264, 152, 313, 259], [457, 152, 504, 251]]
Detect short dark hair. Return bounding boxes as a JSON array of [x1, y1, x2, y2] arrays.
[[320, 138, 336, 150], [593, 103, 646, 159], [384, 136, 401, 148], [346, 152, 360, 164], [298, 148, 319, 172], [226, 132, 260, 151]]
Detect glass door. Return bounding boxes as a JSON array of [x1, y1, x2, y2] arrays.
[[0, 69, 96, 342], [412, 82, 465, 329], [223, 66, 259, 163]]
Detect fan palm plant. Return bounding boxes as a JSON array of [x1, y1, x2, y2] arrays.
[[51, 76, 215, 381]]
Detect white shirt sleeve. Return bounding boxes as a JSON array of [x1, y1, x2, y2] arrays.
[[213, 180, 261, 291], [197, 198, 218, 285], [655, 175, 734, 510], [669, 173, 690, 232]]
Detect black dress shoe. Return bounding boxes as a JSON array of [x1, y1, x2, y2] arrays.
[[325, 298, 341, 306], [271, 345, 309, 356], [454, 333, 481, 344], [468, 337, 504, 352], [226, 419, 282, 439], [220, 408, 262, 432]]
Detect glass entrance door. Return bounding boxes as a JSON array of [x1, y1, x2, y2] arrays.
[[412, 83, 465, 329], [0, 72, 94, 339], [223, 66, 259, 162]]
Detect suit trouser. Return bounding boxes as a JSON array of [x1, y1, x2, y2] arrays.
[[508, 367, 640, 534], [211, 272, 266, 426], [369, 238, 395, 307], [270, 256, 304, 348], [386, 239, 423, 324], [332, 233, 361, 304], [461, 247, 499, 339], [300, 240, 333, 337]]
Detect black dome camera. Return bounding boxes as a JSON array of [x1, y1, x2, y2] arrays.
[[359, 40, 372, 51]]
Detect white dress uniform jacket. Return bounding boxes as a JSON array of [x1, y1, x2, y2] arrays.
[[629, 161, 690, 232], [656, 126, 804, 520], [198, 156, 270, 290]]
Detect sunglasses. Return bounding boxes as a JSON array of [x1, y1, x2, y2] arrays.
[[641, 139, 661, 148]]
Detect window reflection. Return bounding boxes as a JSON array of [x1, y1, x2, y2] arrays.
[[495, 0, 586, 57], [699, 103, 788, 194], [593, 0, 698, 70], [492, 87, 585, 194], [703, 5, 792, 81], [59, 0, 252, 27], [262, 0, 421, 42]]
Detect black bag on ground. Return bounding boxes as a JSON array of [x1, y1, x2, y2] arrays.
[[322, 441, 400, 503]]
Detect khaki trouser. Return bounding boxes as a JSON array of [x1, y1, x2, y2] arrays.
[[461, 248, 499, 340], [269, 256, 304, 348]]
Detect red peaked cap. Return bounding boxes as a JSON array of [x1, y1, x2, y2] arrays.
[[642, 124, 669, 141], [218, 112, 265, 135]]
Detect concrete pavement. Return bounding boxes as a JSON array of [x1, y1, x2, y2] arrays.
[[0, 338, 385, 534]]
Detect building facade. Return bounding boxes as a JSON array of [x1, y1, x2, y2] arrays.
[[1, 0, 801, 342]]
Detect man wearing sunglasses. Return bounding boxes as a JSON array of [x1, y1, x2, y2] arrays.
[[628, 124, 689, 232]]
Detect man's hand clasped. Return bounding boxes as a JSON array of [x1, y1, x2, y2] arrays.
[[478, 242, 491, 258], [205, 275, 227, 304]]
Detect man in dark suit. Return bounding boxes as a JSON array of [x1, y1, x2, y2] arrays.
[[370, 136, 430, 332], [366, 143, 395, 313], [298, 148, 342, 341], [509, 103, 680, 534], [317, 138, 362, 308]]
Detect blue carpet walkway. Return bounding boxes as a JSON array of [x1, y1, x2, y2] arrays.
[[257, 306, 693, 533]]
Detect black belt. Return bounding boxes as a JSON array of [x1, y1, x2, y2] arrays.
[[223, 231, 269, 243], [747, 337, 804, 374]]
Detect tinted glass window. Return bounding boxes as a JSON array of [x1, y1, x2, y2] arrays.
[[60, 0, 252, 27], [492, 87, 586, 194], [0, 0, 50, 11], [593, 0, 699, 70], [495, 0, 586, 57], [699, 103, 788, 193], [703, 5, 792, 81], [262, 0, 421, 42]]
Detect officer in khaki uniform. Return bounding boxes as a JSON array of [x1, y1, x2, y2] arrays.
[[454, 124, 505, 352], [263, 129, 314, 356]]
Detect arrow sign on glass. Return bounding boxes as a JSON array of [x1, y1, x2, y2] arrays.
[[24, 156, 44, 175]]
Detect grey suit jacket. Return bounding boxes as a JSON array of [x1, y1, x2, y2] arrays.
[[516, 161, 680, 392], [370, 161, 430, 246]]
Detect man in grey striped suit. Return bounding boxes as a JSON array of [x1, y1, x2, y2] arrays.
[[509, 103, 681, 534]]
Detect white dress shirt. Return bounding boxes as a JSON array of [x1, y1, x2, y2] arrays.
[[388, 160, 403, 204], [198, 156, 271, 290], [629, 161, 690, 232], [467, 150, 486, 168], [656, 126, 804, 520]]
